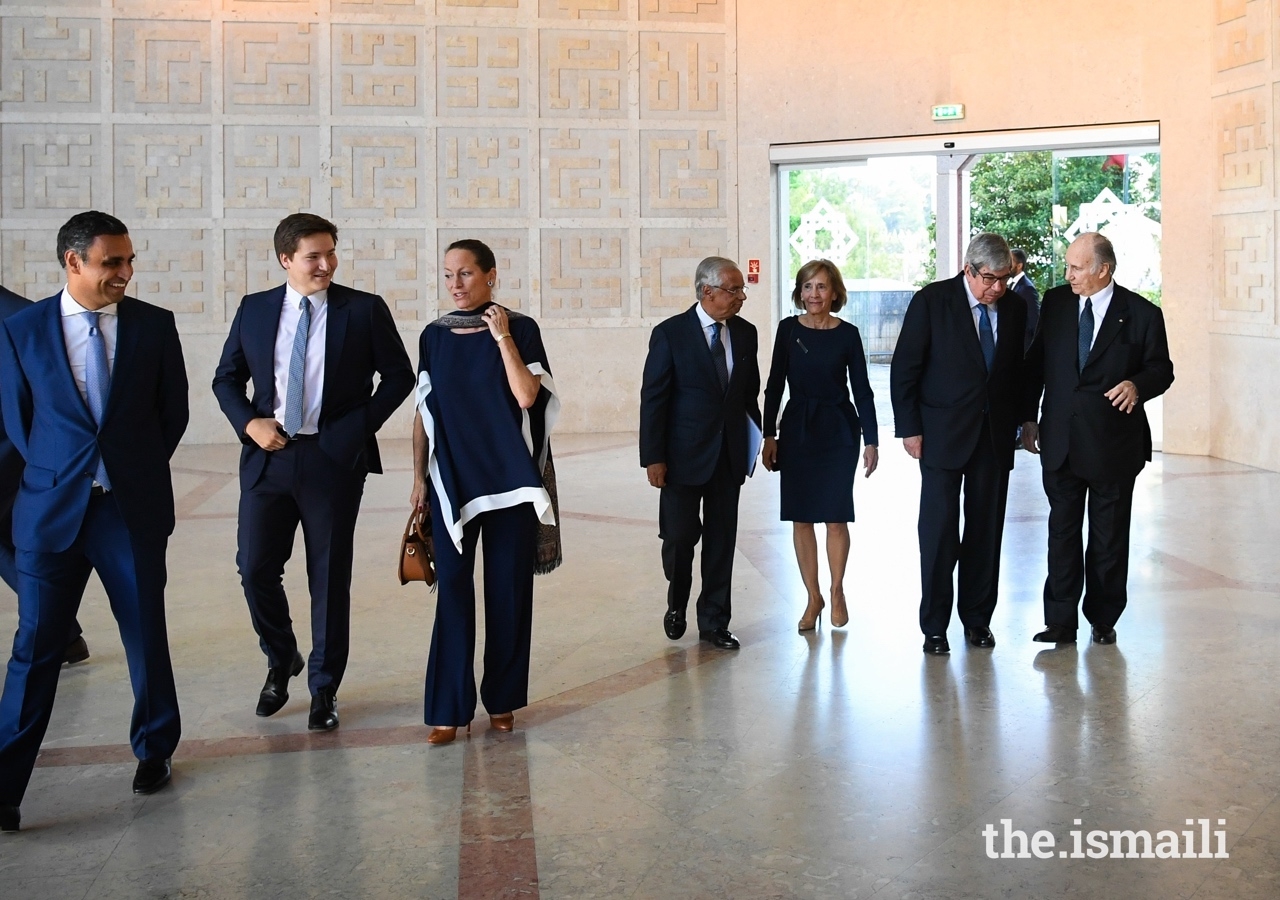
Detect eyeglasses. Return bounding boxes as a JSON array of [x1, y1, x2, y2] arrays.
[[968, 267, 1011, 287], [708, 284, 748, 298]]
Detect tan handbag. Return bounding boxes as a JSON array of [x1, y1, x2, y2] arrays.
[[398, 507, 436, 586]]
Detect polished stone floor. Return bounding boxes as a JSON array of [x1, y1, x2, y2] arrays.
[[1, 372, 1278, 898]]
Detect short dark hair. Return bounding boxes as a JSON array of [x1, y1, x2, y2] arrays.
[[274, 213, 338, 260], [445, 239, 496, 273], [791, 259, 848, 313], [56, 211, 128, 269], [1010, 248, 1028, 266]]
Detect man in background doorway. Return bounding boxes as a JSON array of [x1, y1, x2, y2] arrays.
[[1009, 248, 1041, 352]]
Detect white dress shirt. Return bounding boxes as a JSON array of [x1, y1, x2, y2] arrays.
[[271, 285, 328, 434], [695, 302, 734, 380], [962, 278, 999, 343], [60, 288, 118, 405], [1078, 281, 1115, 352]]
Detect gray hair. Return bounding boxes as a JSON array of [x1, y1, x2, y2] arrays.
[[963, 233, 1013, 274], [1080, 232, 1118, 276], [694, 256, 740, 299]]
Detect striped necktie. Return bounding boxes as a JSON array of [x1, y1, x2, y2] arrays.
[[1078, 297, 1094, 372], [81, 311, 112, 490], [710, 322, 729, 391], [283, 296, 312, 437]]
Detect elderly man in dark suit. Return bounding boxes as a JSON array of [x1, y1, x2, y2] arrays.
[[1021, 232, 1174, 645], [0, 285, 89, 666], [890, 233, 1028, 654], [213, 214, 413, 731], [0, 211, 190, 831], [640, 256, 761, 650]]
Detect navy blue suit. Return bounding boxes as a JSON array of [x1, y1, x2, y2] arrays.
[[212, 282, 413, 696], [0, 293, 188, 806], [0, 286, 32, 593]]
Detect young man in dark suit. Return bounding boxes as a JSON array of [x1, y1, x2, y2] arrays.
[[890, 233, 1027, 654], [0, 211, 190, 831], [213, 214, 413, 731], [0, 285, 89, 666], [1009, 248, 1041, 353], [639, 256, 761, 650], [1021, 232, 1174, 645]]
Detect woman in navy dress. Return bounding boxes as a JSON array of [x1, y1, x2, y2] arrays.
[[761, 260, 878, 632], [409, 239, 559, 745]]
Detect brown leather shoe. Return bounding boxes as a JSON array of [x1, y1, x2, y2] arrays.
[[489, 712, 515, 732], [427, 723, 469, 745]]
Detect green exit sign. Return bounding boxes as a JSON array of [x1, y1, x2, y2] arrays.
[[932, 104, 965, 121]]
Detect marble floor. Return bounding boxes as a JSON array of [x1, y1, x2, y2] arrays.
[[1, 373, 1279, 898]]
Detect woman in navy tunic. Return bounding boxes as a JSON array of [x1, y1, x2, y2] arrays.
[[410, 240, 559, 744], [761, 260, 878, 633]]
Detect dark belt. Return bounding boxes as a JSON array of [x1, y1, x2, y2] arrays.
[[289, 432, 320, 442], [90, 484, 110, 497]]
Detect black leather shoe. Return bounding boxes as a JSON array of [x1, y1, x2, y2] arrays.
[[923, 634, 950, 654], [698, 628, 740, 649], [63, 636, 90, 665], [255, 651, 305, 717], [133, 758, 172, 794], [964, 626, 995, 648], [1033, 625, 1077, 643], [663, 608, 687, 641], [308, 690, 339, 731], [0, 804, 19, 832], [1091, 625, 1117, 645]]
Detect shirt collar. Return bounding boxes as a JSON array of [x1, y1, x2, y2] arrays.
[[285, 284, 328, 309], [60, 287, 118, 318], [695, 302, 722, 330], [1082, 281, 1115, 306]]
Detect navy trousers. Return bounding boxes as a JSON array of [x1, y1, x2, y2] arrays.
[[424, 497, 537, 727], [237, 439, 366, 696], [0, 493, 179, 805], [1, 504, 83, 646]]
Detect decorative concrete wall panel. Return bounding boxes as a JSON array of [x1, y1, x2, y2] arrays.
[[640, 32, 724, 118], [114, 20, 211, 113], [1214, 86, 1269, 192], [332, 127, 428, 219], [639, 226, 727, 315], [438, 127, 528, 215], [437, 227, 530, 310], [0, 17, 98, 111], [539, 0, 624, 21], [224, 22, 317, 113], [128, 229, 212, 319], [540, 30, 626, 117], [1213, 212, 1272, 320], [640, 128, 726, 216], [640, 0, 725, 23], [224, 127, 318, 218], [437, 27, 526, 116], [332, 26, 423, 115], [1213, 0, 1268, 79], [541, 127, 627, 217], [1, 125, 100, 215], [541, 227, 628, 315], [0, 230, 67, 300], [115, 126, 211, 220]]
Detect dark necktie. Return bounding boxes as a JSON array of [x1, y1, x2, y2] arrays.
[[81, 311, 112, 490], [978, 304, 995, 372], [284, 296, 312, 437], [710, 322, 729, 392], [1078, 297, 1094, 372]]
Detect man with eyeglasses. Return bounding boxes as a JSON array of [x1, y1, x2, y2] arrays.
[[890, 233, 1028, 655], [640, 256, 762, 650]]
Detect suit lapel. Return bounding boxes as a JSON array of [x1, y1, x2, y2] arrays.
[[251, 286, 288, 405], [684, 304, 719, 385], [1085, 285, 1130, 367], [951, 276, 986, 373], [103, 299, 140, 420], [42, 296, 96, 428], [323, 284, 350, 409]]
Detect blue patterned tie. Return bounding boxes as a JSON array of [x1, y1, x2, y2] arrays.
[[81, 311, 112, 490], [283, 296, 311, 437], [1078, 297, 1094, 372], [978, 304, 995, 372], [710, 322, 729, 392]]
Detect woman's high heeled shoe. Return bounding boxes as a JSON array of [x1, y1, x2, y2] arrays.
[[489, 712, 515, 732], [427, 722, 470, 745], [798, 598, 825, 632], [830, 591, 849, 628]]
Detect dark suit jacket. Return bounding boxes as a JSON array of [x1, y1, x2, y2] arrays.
[[0, 286, 32, 521], [1012, 274, 1041, 352], [212, 282, 414, 488], [639, 304, 762, 486], [0, 295, 189, 553], [889, 272, 1027, 471], [1022, 282, 1173, 482]]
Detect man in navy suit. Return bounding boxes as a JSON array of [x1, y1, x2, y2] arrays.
[[0, 211, 189, 831], [0, 285, 89, 666], [1009, 248, 1041, 353], [213, 214, 413, 731], [639, 256, 761, 650], [1021, 232, 1174, 645], [890, 233, 1027, 654]]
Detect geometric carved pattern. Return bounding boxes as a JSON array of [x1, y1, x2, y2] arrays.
[[640, 227, 727, 315], [127, 229, 210, 317], [541, 128, 627, 217], [439, 128, 528, 215], [333, 0, 424, 12], [439, 0, 519, 7], [540, 30, 625, 117], [541, 228, 628, 316], [114, 126, 210, 219], [341, 230, 426, 321], [1213, 213, 1271, 318], [639, 0, 725, 23], [1214, 88, 1268, 191], [332, 26, 422, 114], [0, 230, 68, 301], [0, 17, 98, 110], [641, 129, 726, 215], [640, 32, 724, 118], [224, 22, 317, 112], [539, 0, 624, 20], [224, 229, 279, 314], [1213, 0, 1267, 75], [437, 27, 525, 116], [114, 20, 210, 113], [224, 127, 317, 217], [332, 128, 427, 219], [1, 125, 99, 214], [438, 228, 529, 310]]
